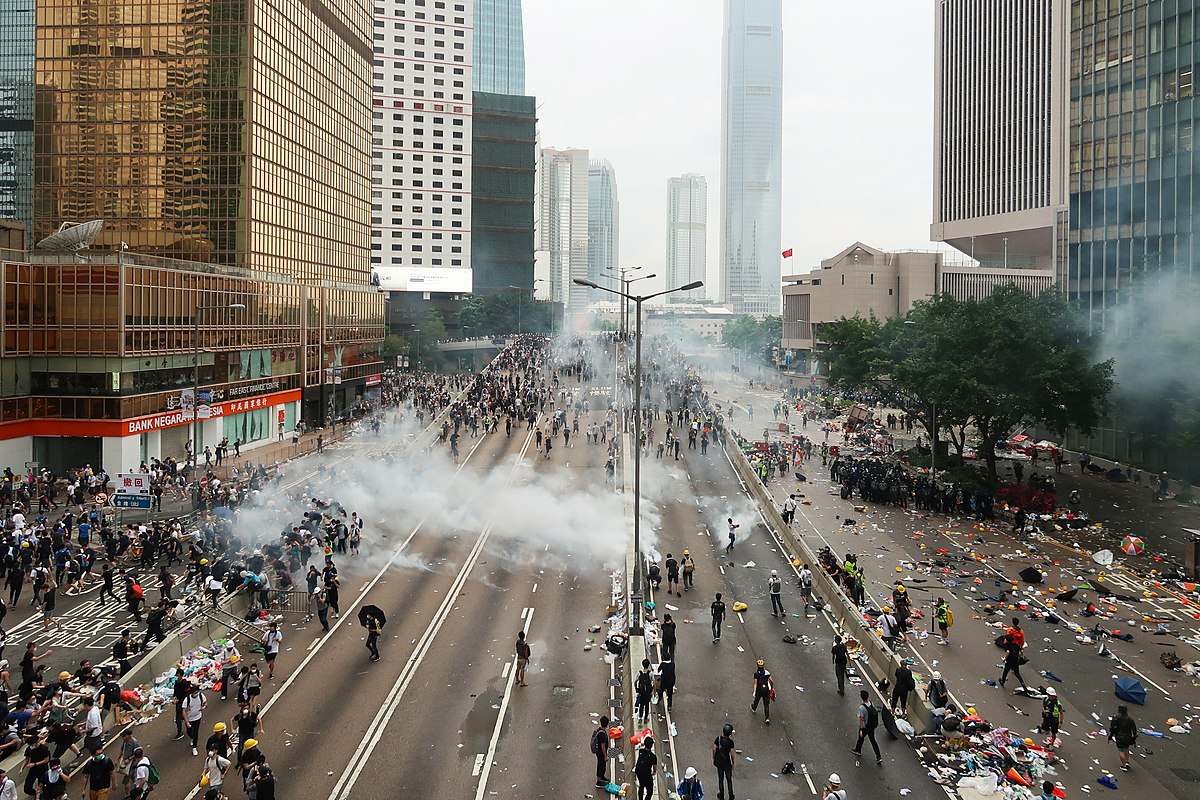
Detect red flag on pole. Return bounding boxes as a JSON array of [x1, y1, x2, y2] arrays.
[[782, 248, 793, 258]]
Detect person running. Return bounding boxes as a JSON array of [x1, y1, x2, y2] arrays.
[[514, 631, 530, 687], [831, 635, 849, 695], [233, 702, 263, 760], [725, 518, 739, 554], [851, 690, 882, 764], [262, 623, 282, 679], [750, 660, 774, 723], [767, 570, 784, 617], [711, 723, 735, 800], [80, 745, 116, 800], [680, 550, 695, 591], [710, 593, 726, 643], [591, 716, 611, 788], [665, 554, 680, 597], [998, 634, 1028, 691], [1107, 705, 1138, 771], [798, 564, 814, 615]]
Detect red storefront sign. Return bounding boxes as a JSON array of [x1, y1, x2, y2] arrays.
[[125, 389, 302, 435]]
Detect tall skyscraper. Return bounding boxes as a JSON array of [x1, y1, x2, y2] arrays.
[[0, 0, 34, 249], [371, 0, 473, 294], [474, 0, 525, 95], [930, 0, 1069, 271], [0, 0, 385, 471], [720, 0, 784, 316], [1065, 4, 1194, 328], [536, 147, 590, 320], [667, 174, 707, 301], [471, 93, 536, 295], [587, 159, 619, 292]]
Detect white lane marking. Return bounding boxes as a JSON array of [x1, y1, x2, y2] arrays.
[[531, 583, 538, 594], [471, 753, 486, 777], [801, 764, 816, 795], [519, 607, 528, 620], [737, 612, 746, 624], [328, 429, 539, 800], [474, 608, 534, 800], [501, 661, 511, 679], [175, 432, 498, 800]]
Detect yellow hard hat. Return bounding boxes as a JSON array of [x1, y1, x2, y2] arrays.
[[882, 606, 892, 613], [896, 585, 906, 594], [683, 550, 690, 556], [20, 542, 29, 549], [1023, 737, 1034, 746], [200, 558, 209, 565], [213, 722, 226, 732], [756, 659, 765, 667], [967, 707, 977, 716], [58, 671, 70, 681], [243, 738, 258, 749], [230, 654, 240, 663]]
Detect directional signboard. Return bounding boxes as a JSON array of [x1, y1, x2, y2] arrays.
[[112, 495, 153, 509]]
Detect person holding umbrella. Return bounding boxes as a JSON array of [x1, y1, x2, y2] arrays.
[[358, 605, 386, 662]]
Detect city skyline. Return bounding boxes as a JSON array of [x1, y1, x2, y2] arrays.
[[523, 0, 939, 302], [666, 173, 707, 302]]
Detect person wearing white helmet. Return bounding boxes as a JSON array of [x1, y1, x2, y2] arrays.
[[822, 773, 846, 800], [677, 766, 704, 800], [1040, 685, 1064, 748], [767, 570, 784, 616]]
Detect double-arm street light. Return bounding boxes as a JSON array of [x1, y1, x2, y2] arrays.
[[506, 279, 547, 334], [903, 319, 937, 476], [192, 302, 245, 474], [605, 265, 649, 337], [574, 277, 703, 635]]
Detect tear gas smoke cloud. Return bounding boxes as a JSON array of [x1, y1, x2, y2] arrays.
[[230, 413, 629, 576]]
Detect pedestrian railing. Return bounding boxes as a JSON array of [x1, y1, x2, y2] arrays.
[[268, 588, 314, 618]]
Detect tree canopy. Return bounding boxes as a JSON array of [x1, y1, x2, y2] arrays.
[[722, 315, 782, 362], [458, 293, 554, 336], [817, 285, 1115, 483]]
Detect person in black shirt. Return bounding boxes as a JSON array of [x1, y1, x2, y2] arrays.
[[171, 668, 192, 740], [234, 702, 264, 759], [711, 593, 726, 642], [633, 738, 657, 800], [80, 746, 117, 797], [831, 636, 849, 696], [45, 720, 80, 760], [112, 631, 133, 677], [712, 724, 735, 800], [19, 642, 51, 686], [21, 731, 50, 797]]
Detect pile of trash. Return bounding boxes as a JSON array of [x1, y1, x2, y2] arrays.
[[119, 636, 260, 725], [920, 725, 1065, 799]]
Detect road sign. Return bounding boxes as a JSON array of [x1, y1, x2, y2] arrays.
[[112, 495, 153, 509], [116, 473, 150, 496], [92, 492, 109, 505]]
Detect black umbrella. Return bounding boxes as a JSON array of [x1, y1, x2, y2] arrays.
[[358, 605, 387, 629], [1055, 588, 1079, 602]]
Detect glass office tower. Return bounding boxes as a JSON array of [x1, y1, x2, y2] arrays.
[[720, 0, 783, 316], [474, 0, 525, 95], [0, 0, 35, 247]]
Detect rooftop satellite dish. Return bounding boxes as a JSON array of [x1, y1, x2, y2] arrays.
[[35, 220, 105, 252]]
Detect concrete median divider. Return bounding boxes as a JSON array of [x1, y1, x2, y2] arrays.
[[723, 440, 939, 736]]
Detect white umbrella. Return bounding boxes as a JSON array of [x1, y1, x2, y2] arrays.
[[1092, 549, 1114, 566]]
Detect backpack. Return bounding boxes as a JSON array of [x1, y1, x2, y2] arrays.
[[590, 728, 605, 755], [131, 583, 144, 600], [146, 760, 161, 785], [864, 704, 879, 731], [635, 670, 653, 696], [945, 608, 955, 628]]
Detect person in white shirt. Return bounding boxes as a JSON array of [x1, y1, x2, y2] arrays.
[[182, 687, 207, 756], [782, 495, 798, 525], [0, 766, 16, 800], [129, 749, 151, 799], [262, 623, 282, 679], [201, 749, 231, 794], [82, 697, 104, 751]]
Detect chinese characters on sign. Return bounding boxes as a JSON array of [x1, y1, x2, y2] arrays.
[[116, 474, 150, 495]]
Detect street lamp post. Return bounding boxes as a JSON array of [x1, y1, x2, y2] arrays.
[[575, 277, 703, 635], [411, 328, 421, 369], [192, 302, 245, 478]]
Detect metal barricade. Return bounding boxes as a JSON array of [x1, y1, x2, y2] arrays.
[[269, 589, 314, 619]]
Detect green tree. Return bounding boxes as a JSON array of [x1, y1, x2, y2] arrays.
[[722, 315, 782, 363], [818, 286, 1114, 484], [380, 334, 408, 361]]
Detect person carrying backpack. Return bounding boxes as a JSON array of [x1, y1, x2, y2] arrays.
[[1039, 686, 1064, 748], [851, 689, 882, 764], [680, 550, 695, 591], [750, 659, 774, 723], [590, 716, 610, 788], [711, 723, 735, 800], [925, 670, 949, 733], [634, 660, 653, 724]]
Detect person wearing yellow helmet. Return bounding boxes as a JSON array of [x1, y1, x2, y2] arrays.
[[751, 659, 774, 723], [206, 720, 232, 764], [680, 550, 695, 591]]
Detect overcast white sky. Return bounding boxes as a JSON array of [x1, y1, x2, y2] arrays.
[[523, 0, 943, 300]]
